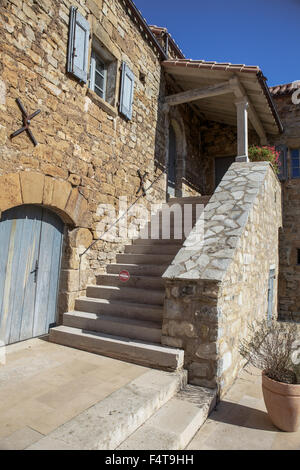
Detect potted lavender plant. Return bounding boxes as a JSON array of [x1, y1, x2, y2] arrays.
[[239, 320, 300, 432]]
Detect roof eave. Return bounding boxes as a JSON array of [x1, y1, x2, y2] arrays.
[[121, 0, 167, 60], [256, 71, 284, 134], [162, 60, 284, 134]]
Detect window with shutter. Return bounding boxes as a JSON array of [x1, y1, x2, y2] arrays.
[[89, 51, 107, 100], [88, 38, 118, 110], [291, 149, 300, 179], [276, 145, 288, 181], [67, 6, 90, 83], [119, 62, 135, 120]]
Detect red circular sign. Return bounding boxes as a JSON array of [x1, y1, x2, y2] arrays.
[[119, 270, 130, 282]]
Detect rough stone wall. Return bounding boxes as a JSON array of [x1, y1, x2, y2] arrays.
[[162, 162, 282, 396], [0, 0, 164, 317], [277, 179, 300, 323], [163, 278, 220, 389], [217, 164, 281, 394], [269, 93, 300, 322], [0, 0, 209, 320]]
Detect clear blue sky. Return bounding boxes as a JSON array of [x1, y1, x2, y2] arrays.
[[134, 0, 300, 87]]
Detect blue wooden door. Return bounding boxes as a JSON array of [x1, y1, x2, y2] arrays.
[[0, 205, 64, 345]]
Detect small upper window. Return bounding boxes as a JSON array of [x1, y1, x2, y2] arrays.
[[90, 51, 107, 100], [88, 38, 118, 108], [291, 149, 300, 178]]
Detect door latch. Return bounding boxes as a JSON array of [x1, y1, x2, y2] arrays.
[[31, 260, 39, 283]]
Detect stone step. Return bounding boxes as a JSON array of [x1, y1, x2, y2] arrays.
[[86, 285, 164, 306], [141, 228, 194, 240], [166, 196, 211, 206], [63, 311, 162, 343], [75, 297, 163, 322], [146, 214, 199, 225], [135, 199, 209, 242], [107, 263, 169, 277], [141, 220, 197, 238], [118, 384, 217, 450], [116, 253, 174, 265], [124, 244, 180, 255], [27, 369, 187, 450], [96, 274, 165, 290], [49, 326, 185, 372], [132, 238, 183, 246]]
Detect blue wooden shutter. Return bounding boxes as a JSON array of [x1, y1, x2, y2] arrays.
[[267, 269, 275, 324], [276, 144, 288, 180], [119, 62, 135, 120], [67, 6, 90, 83]]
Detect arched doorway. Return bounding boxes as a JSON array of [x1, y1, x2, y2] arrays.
[[0, 205, 64, 345], [167, 123, 177, 198]]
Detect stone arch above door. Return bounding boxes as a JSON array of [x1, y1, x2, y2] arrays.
[[0, 171, 89, 227]]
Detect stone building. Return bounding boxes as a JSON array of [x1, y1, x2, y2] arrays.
[[0, 0, 292, 397], [269, 82, 300, 323]]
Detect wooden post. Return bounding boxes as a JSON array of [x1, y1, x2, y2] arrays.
[[235, 97, 249, 162]]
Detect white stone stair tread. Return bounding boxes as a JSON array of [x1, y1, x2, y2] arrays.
[[107, 262, 169, 270], [64, 311, 162, 328], [26, 369, 187, 450], [133, 238, 183, 245], [88, 284, 157, 292], [88, 284, 164, 297], [117, 384, 217, 450], [166, 196, 210, 205], [77, 297, 163, 309], [96, 273, 165, 283], [108, 263, 168, 267], [50, 326, 184, 370]]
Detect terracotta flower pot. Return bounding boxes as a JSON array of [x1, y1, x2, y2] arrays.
[[262, 372, 300, 432]]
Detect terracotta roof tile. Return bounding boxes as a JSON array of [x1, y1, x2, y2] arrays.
[[149, 25, 185, 59], [269, 81, 300, 96], [163, 59, 260, 74]]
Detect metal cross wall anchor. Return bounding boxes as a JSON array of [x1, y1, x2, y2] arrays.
[[136, 169, 149, 196], [10, 98, 41, 146]]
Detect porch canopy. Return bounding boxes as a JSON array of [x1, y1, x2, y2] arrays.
[[162, 59, 283, 161]]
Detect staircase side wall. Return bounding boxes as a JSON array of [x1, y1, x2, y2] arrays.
[[162, 162, 282, 396], [217, 164, 282, 395]]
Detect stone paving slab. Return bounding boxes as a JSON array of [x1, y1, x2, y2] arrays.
[[0, 337, 149, 449], [27, 369, 187, 450], [187, 366, 300, 450]]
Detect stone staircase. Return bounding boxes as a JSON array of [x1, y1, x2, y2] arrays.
[[49, 196, 210, 371], [28, 368, 216, 450]]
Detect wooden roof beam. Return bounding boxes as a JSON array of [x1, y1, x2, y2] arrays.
[[165, 81, 233, 106]]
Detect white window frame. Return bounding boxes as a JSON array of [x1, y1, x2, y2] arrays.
[[89, 50, 107, 100]]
